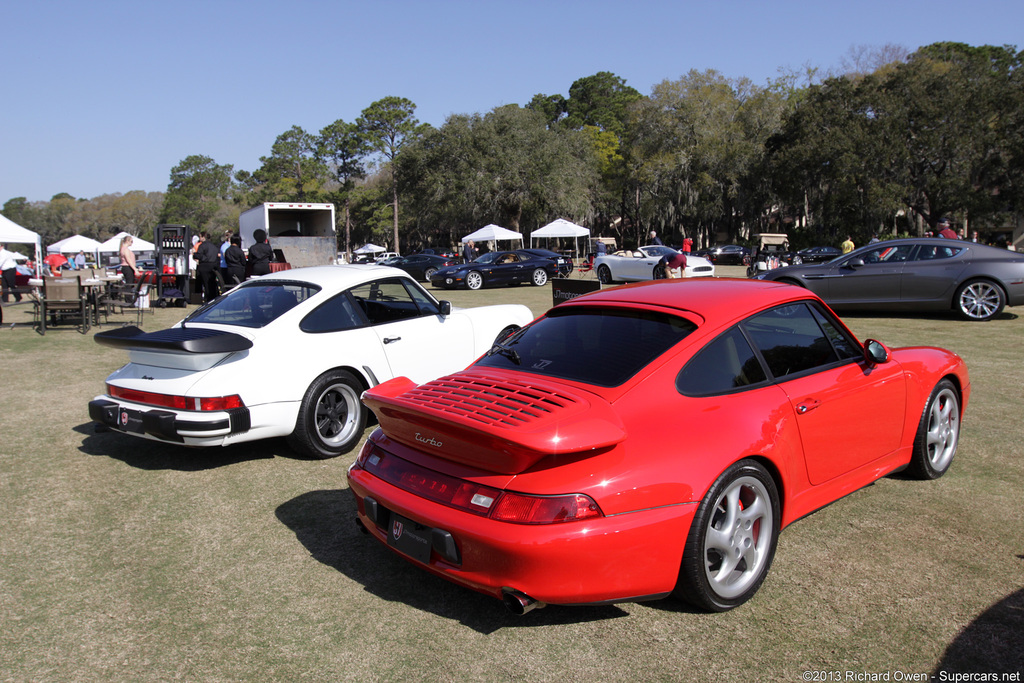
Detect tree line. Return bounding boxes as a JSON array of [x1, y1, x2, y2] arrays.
[[5, 42, 1022, 255]]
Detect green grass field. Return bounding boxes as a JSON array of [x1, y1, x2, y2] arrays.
[[2, 268, 1021, 682]]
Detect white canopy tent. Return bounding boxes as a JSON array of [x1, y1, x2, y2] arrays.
[[354, 243, 386, 254], [530, 218, 590, 259], [461, 224, 523, 247], [47, 234, 104, 254], [0, 213, 43, 275], [98, 232, 156, 253]]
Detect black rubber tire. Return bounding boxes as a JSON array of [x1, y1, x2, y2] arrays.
[[954, 279, 1005, 321], [287, 369, 366, 459], [531, 268, 548, 286], [597, 264, 614, 284], [675, 459, 780, 611], [466, 271, 484, 290], [905, 379, 960, 480], [653, 265, 666, 280]]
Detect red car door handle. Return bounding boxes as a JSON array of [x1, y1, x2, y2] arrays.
[[796, 399, 821, 414]]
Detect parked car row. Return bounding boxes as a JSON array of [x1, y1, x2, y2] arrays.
[[92, 238, 1024, 614]]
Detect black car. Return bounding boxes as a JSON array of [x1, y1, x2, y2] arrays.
[[797, 246, 842, 263], [384, 253, 456, 281], [705, 244, 751, 265], [757, 237, 1024, 321], [517, 248, 573, 276], [429, 250, 558, 290]]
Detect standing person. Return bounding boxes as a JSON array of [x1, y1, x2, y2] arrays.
[[841, 235, 855, 254], [595, 239, 607, 257], [868, 233, 880, 244], [195, 232, 221, 302], [1, 243, 22, 303], [224, 235, 246, 285], [937, 218, 958, 239], [246, 229, 273, 277], [649, 230, 663, 245], [462, 239, 476, 264], [74, 250, 86, 269], [119, 235, 140, 284], [219, 230, 232, 279], [681, 236, 693, 253]]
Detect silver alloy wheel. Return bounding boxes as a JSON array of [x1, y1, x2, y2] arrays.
[[424, 267, 437, 280], [531, 268, 548, 286], [924, 386, 959, 473], [702, 475, 774, 600], [957, 281, 1003, 320], [466, 271, 483, 290], [314, 380, 361, 449]]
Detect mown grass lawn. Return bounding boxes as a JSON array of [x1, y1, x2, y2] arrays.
[[1, 268, 1021, 682]]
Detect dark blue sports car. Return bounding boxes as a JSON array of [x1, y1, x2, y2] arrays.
[[429, 250, 558, 290]]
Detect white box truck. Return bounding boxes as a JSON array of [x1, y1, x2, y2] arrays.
[[239, 202, 336, 268]]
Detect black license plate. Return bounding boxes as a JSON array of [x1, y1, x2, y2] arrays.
[[386, 513, 432, 564], [115, 405, 145, 434]]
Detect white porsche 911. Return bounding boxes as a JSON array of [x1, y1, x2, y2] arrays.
[[594, 245, 715, 284], [89, 265, 534, 458]]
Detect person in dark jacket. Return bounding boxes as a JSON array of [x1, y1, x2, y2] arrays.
[[247, 229, 274, 277], [195, 232, 222, 302], [224, 235, 246, 285]]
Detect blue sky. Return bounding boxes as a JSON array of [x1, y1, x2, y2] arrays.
[[2, 0, 1022, 204]]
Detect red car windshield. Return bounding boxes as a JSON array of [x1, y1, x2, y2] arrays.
[[476, 306, 697, 387]]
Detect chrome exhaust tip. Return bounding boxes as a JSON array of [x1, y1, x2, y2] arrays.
[[502, 588, 545, 615]]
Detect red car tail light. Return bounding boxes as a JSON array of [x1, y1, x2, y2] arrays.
[[490, 493, 602, 525], [107, 384, 244, 412], [357, 444, 603, 524]]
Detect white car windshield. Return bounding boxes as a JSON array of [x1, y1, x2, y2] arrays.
[[185, 281, 320, 328]]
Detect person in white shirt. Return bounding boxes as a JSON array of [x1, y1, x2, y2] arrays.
[[0, 244, 23, 303]]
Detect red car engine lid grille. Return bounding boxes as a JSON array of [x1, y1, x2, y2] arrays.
[[398, 373, 580, 427]]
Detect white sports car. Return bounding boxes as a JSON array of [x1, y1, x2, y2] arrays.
[[594, 245, 715, 284], [89, 265, 534, 458]]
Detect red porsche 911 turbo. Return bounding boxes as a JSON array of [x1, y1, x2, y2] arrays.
[[347, 279, 969, 613]]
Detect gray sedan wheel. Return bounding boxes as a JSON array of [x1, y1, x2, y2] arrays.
[[531, 268, 548, 286], [466, 271, 484, 290], [676, 459, 779, 611], [954, 279, 1005, 321], [597, 264, 614, 284], [906, 379, 960, 479]]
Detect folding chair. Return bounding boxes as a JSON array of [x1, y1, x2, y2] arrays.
[[576, 254, 595, 277], [35, 276, 90, 335]]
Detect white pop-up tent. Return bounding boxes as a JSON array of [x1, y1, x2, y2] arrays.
[[354, 243, 386, 254], [0, 213, 43, 274], [530, 218, 590, 258], [97, 232, 156, 252], [461, 224, 523, 247], [47, 234, 104, 254]]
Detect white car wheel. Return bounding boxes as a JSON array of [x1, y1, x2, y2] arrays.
[[288, 369, 366, 459]]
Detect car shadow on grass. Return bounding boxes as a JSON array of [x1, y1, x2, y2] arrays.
[[932, 586, 1024, 675], [276, 489, 630, 633], [74, 422, 294, 471]]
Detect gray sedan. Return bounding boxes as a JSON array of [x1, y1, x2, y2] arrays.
[[755, 238, 1024, 321]]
